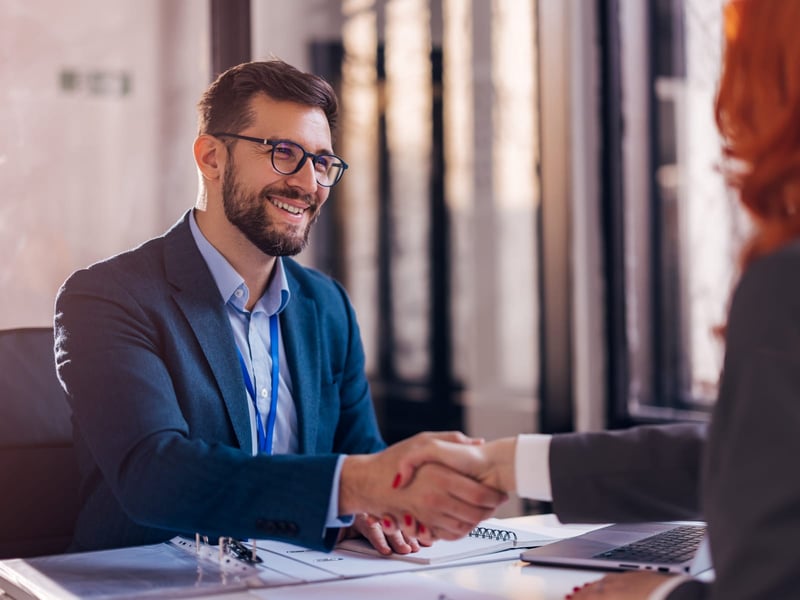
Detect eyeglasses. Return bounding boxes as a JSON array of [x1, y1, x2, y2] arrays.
[[211, 132, 349, 188]]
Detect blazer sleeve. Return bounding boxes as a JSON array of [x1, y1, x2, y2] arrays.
[[700, 247, 800, 599], [549, 423, 706, 523]]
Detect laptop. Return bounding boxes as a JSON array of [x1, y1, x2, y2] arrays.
[[520, 522, 711, 575]]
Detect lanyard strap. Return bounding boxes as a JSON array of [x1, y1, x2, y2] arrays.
[[235, 313, 280, 455]]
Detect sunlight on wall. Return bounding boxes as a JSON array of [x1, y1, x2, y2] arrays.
[[385, 0, 433, 380], [340, 0, 381, 372], [444, 0, 475, 387], [492, 0, 539, 392]]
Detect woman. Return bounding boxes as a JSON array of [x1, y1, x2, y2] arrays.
[[570, 0, 800, 597]]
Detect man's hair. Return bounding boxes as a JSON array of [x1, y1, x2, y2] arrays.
[[197, 59, 339, 138]]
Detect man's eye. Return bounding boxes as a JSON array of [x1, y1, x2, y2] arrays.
[[273, 145, 295, 158], [315, 156, 333, 171]]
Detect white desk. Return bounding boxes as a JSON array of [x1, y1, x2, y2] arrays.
[[0, 515, 609, 600], [249, 556, 606, 600], [245, 515, 712, 600]]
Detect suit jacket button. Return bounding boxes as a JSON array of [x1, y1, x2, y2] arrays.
[[256, 518, 276, 533]]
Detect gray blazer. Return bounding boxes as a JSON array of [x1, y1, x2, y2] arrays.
[[548, 240, 800, 599]]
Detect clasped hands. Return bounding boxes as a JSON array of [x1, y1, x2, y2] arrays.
[[339, 432, 517, 554]]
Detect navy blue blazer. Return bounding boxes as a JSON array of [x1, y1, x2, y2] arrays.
[[54, 212, 385, 552]]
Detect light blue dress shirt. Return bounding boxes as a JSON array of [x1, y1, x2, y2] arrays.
[[189, 211, 351, 529]]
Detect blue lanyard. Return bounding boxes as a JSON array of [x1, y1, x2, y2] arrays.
[[235, 313, 280, 454]]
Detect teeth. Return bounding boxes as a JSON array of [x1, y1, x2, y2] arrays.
[[270, 198, 306, 215]]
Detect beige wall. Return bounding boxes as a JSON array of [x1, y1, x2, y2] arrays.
[[0, 0, 208, 328]]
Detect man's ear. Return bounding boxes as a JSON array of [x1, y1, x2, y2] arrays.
[[193, 134, 225, 181]]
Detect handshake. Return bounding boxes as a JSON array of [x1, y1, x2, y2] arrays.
[[339, 432, 518, 555]]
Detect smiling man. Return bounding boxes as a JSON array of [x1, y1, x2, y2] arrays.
[[54, 60, 505, 555]]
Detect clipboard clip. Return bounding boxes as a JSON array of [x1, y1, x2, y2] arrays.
[[192, 533, 263, 565], [223, 537, 263, 565]]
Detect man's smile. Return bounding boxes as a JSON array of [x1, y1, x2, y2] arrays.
[[267, 196, 308, 216]]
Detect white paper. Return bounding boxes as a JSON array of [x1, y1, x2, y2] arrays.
[[335, 518, 555, 565], [247, 571, 506, 599]]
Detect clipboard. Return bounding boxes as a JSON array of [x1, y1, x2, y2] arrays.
[[0, 536, 298, 600]]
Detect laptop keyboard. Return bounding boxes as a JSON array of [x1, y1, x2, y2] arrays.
[[593, 525, 706, 564]]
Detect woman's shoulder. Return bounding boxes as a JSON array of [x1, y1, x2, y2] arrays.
[[736, 239, 800, 300], [727, 239, 800, 347]]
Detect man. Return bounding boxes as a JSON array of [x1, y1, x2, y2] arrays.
[[54, 59, 505, 554]]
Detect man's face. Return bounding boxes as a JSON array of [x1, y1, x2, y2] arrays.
[[221, 94, 332, 256]]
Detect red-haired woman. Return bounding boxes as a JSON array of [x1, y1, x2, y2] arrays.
[[572, 0, 800, 597]]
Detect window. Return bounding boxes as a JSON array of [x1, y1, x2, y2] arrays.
[[616, 0, 739, 421]]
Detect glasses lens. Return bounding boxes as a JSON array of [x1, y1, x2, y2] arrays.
[[315, 156, 344, 187], [269, 140, 345, 187], [270, 141, 302, 175]]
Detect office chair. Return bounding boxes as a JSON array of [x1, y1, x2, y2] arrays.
[[0, 327, 81, 558]]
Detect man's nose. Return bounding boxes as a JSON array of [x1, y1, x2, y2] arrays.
[[286, 157, 319, 193]]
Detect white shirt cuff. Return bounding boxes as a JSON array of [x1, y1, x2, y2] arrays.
[[648, 575, 695, 600], [325, 455, 354, 528], [515, 433, 553, 501]]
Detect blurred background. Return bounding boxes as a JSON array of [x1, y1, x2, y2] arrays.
[[0, 0, 738, 515]]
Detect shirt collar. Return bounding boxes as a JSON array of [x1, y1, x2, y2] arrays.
[[189, 209, 290, 315]]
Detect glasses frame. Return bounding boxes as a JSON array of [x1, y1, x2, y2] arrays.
[[210, 132, 349, 188]]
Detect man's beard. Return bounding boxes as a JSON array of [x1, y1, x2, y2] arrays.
[[221, 158, 320, 257]]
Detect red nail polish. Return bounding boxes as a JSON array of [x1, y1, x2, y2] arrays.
[[383, 518, 392, 528], [392, 473, 402, 489], [418, 524, 426, 534], [404, 514, 412, 527]]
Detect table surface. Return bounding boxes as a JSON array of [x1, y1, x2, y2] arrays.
[[0, 516, 620, 600]]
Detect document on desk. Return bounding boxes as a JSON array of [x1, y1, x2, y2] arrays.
[[247, 571, 506, 600], [255, 537, 527, 582], [335, 518, 555, 565]]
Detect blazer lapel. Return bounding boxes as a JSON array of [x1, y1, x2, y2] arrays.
[[280, 274, 321, 454], [162, 213, 252, 451]]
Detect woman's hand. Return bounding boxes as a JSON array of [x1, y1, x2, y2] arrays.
[[338, 513, 421, 555], [567, 572, 674, 599]]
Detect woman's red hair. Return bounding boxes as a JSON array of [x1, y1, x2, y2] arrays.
[[716, 0, 800, 270]]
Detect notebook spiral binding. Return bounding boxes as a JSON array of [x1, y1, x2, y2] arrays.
[[468, 526, 518, 542]]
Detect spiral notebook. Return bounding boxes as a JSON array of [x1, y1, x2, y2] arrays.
[[336, 518, 555, 565]]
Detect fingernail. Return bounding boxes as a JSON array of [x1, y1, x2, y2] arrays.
[[418, 524, 426, 534], [383, 518, 392, 528], [392, 473, 402, 489], [404, 514, 412, 527], [573, 587, 580, 592]]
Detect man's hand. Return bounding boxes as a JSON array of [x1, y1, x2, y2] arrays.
[[339, 432, 508, 542], [338, 513, 422, 555]]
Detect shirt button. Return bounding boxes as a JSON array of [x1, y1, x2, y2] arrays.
[[260, 388, 269, 398], [234, 289, 244, 298]]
